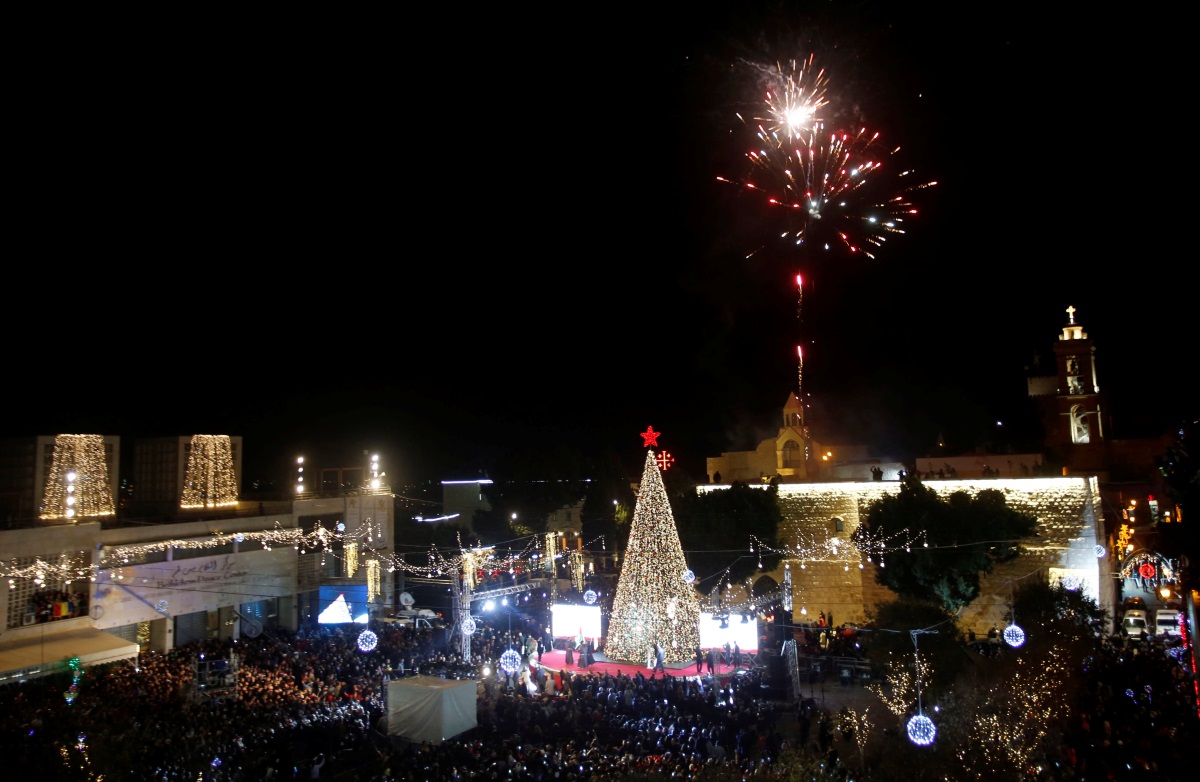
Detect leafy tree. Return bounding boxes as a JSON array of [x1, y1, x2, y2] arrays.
[[855, 473, 1037, 612], [862, 597, 967, 701], [1157, 418, 1200, 570], [1006, 579, 1108, 663], [672, 480, 783, 588]]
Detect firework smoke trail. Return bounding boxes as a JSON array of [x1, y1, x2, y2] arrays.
[[719, 123, 935, 401], [796, 344, 804, 408], [719, 56, 935, 419], [724, 54, 828, 408]]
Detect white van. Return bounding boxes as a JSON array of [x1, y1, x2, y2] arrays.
[[1122, 610, 1149, 640], [1155, 609, 1181, 637]]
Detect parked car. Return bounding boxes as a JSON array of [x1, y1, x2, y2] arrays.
[[1123, 596, 1147, 611], [1155, 609, 1182, 637], [1122, 610, 1149, 640]]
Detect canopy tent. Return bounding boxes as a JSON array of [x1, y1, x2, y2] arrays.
[[387, 675, 477, 744], [0, 625, 138, 682]]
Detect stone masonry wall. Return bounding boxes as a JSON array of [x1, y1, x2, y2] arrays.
[[710, 477, 1109, 634]]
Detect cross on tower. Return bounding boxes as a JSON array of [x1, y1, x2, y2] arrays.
[[1066, 305, 1076, 324]]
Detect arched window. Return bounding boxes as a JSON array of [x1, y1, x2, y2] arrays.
[[781, 439, 804, 468], [833, 517, 845, 533]]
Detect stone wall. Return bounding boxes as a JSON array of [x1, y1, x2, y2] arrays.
[[704, 477, 1111, 634]]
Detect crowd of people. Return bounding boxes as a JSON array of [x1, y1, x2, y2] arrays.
[[2, 604, 1196, 781], [0, 612, 805, 782]]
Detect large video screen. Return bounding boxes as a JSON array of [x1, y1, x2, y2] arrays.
[[318, 585, 370, 624], [551, 603, 602, 639], [698, 612, 759, 652]]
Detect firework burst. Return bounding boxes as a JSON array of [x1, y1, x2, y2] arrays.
[[718, 56, 936, 406], [746, 54, 830, 142], [721, 123, 936, 261]]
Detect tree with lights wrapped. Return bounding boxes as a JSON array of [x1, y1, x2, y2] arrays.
[[604, 449, 700, 665]]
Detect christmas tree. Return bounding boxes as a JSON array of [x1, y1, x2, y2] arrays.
[[603, 449, 700, 664]]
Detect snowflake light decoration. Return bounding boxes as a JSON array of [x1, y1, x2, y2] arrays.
[[461, 617, 477, 636], [499, 649, 523, 676], [357, 629, 379, 652], [1003, 623, 1026, 648], [907, 714, 936, 746], [682, 569, 695, 584]]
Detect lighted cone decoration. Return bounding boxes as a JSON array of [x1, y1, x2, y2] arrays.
[[604, 449, 700, 664]]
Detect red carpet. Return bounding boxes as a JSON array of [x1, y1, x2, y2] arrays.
[[531, 648, 745, 684]]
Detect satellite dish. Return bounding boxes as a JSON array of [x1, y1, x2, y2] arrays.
[[399, 592, 415, 607], [241, 617, 263, 638]]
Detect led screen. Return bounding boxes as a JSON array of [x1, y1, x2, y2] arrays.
[[698, 612, 759, 652], [550, 604, 602, 639]]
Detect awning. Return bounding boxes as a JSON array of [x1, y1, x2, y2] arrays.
[[0, 626, 138, 679]]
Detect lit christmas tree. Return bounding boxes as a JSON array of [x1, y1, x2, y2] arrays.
[[604, 448, 700, 664]]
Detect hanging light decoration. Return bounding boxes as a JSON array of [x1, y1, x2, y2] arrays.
[[499, 649, 523, 676], [583, 589, 597, 605], [907, 713, 936, 746], [357, 629, 379, 652], [461, 617, 478, 636], [1004, 578, 1025, 647], [906, 629, 937, 746]]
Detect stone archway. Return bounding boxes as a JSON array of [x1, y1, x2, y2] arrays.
[[752, 575, 779, 598]]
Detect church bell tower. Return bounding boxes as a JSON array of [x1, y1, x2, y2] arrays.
[[1048, 305, 1110, 449]]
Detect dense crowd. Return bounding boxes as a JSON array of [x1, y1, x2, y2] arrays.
[[0, 615, 798, 782], [1028, 634, 1198, 781], [2, 612, 1197, 781]]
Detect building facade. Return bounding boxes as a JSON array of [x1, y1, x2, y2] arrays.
[[0, 436, 393, 682], [701, 306, 1175, 635]]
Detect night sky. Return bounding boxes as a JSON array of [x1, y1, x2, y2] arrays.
[[7, 4, 1190, 487]]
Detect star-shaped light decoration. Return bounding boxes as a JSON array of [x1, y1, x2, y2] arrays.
[[640, 426, 661, 448]]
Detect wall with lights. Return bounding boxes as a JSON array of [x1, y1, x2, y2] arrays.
[[700, 476, 1111, 633]]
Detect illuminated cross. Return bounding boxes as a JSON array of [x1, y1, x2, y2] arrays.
[[640, 426, 661, 447], [655, 451, 675, 471], [1066, 305, 1076, 324]]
